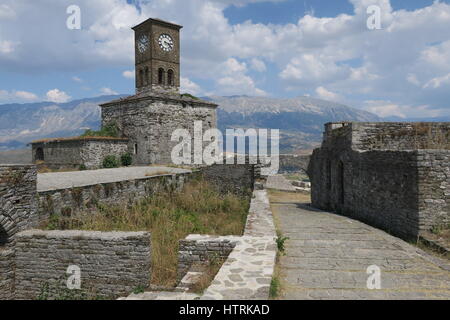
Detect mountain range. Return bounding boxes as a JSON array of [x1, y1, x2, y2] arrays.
[[1, 93, 441, 155]]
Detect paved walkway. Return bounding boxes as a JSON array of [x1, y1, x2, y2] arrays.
[[265, 175, 296, 192], [37, 166, 190, 192], [270, 193, 450, 300]]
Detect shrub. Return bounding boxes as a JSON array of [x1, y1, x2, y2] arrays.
[[120, 153, 133, 167], [102, 155, 119, 168], [79, 164, 87, 171], [81, 122, 119, 138]]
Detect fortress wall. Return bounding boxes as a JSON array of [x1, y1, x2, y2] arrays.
[[37, 172, 190, 221], [14, 230, 151, 300], [416, 150, 450, 231], [0, 165, 38, 244], [0, 249, 15, 300], [350, 122, 450, 151], [309, 148, 420, 239]]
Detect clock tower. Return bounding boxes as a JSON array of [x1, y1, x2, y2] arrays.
[[132, 18, 182, 94]]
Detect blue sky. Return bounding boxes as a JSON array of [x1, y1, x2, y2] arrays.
[[1, 0, 450, 118]]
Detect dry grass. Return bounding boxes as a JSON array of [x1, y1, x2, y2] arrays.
[[43, 178, 250, 287], [189, 256, 225, 294], [145, 170, 172, 177], [267, 190, 311, 204], [37, 163, 80, 174]]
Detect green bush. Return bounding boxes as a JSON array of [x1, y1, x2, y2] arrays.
[[120, 153, 133, 167], [81, 122, 119, 138], [79, 164, 87, 171], [102, 155, 119, 168]]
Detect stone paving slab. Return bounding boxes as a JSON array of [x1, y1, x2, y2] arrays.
[[265, 175, 296, 192], [270, 192, 450, 300], [37, 166, 190, 192]]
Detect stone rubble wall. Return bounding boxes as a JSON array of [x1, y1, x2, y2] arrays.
[[199, 163, 255, 197], [32, 139, 129, 170], [0, 165, 38, 245], [346, 122, 449, 151], [80, 140, 129, 169], [177, 235, 239, 282], [173, 189, 277, 300], [416, 150, 450, 231], [14, 230, 151, 300], [0, 249, 15, 300], [37, 172, 190, 221], [310, 122, 450, 240], [101, 98, 217, 165]]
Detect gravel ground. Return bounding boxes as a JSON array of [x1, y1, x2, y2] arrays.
[[37, 166, 191, 192]]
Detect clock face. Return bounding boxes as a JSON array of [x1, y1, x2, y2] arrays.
[[158, 34, 174, 52], [137, 35, 149, 53]]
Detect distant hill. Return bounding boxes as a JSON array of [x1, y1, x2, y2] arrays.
[[0, 94, 382, 153]]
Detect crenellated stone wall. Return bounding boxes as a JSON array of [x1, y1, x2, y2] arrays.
[[14, 230, 151, 300]]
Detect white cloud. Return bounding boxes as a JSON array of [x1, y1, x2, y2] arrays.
[[315, 87, 344, 102], [46, 89, 71, 103], [0, 0, 450, 117], [215, 58, 266, 96], [100, 87, 118, 95], [363, 100, 443, 119], [72, 76, 83, 83], [250, 58, 266, 72], [181, 77, 202, 96], [122, 70, 135, 79], [423, 73, 450, 89], [0, 90, 39, 103], [14, 90, 38, 101]]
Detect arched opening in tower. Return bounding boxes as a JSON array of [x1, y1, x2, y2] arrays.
[[167, 69, 174, 86], [158, 68, 165, 85]]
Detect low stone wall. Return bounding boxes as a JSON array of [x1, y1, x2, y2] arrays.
[[199, 163, 255, 196], [0, 249, 15, 300], [177, 235, 238, 281], [14, 230, 151, 300], [37, 172, 190, 221], [175, 189, 277, 300]]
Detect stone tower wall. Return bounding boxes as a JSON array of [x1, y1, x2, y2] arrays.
[[102, 98, 217, 165]]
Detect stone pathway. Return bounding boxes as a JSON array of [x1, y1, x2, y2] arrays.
[[37, 166, 190, 192], [270, 192, 450, 300], [265, 175, 296, 192]]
